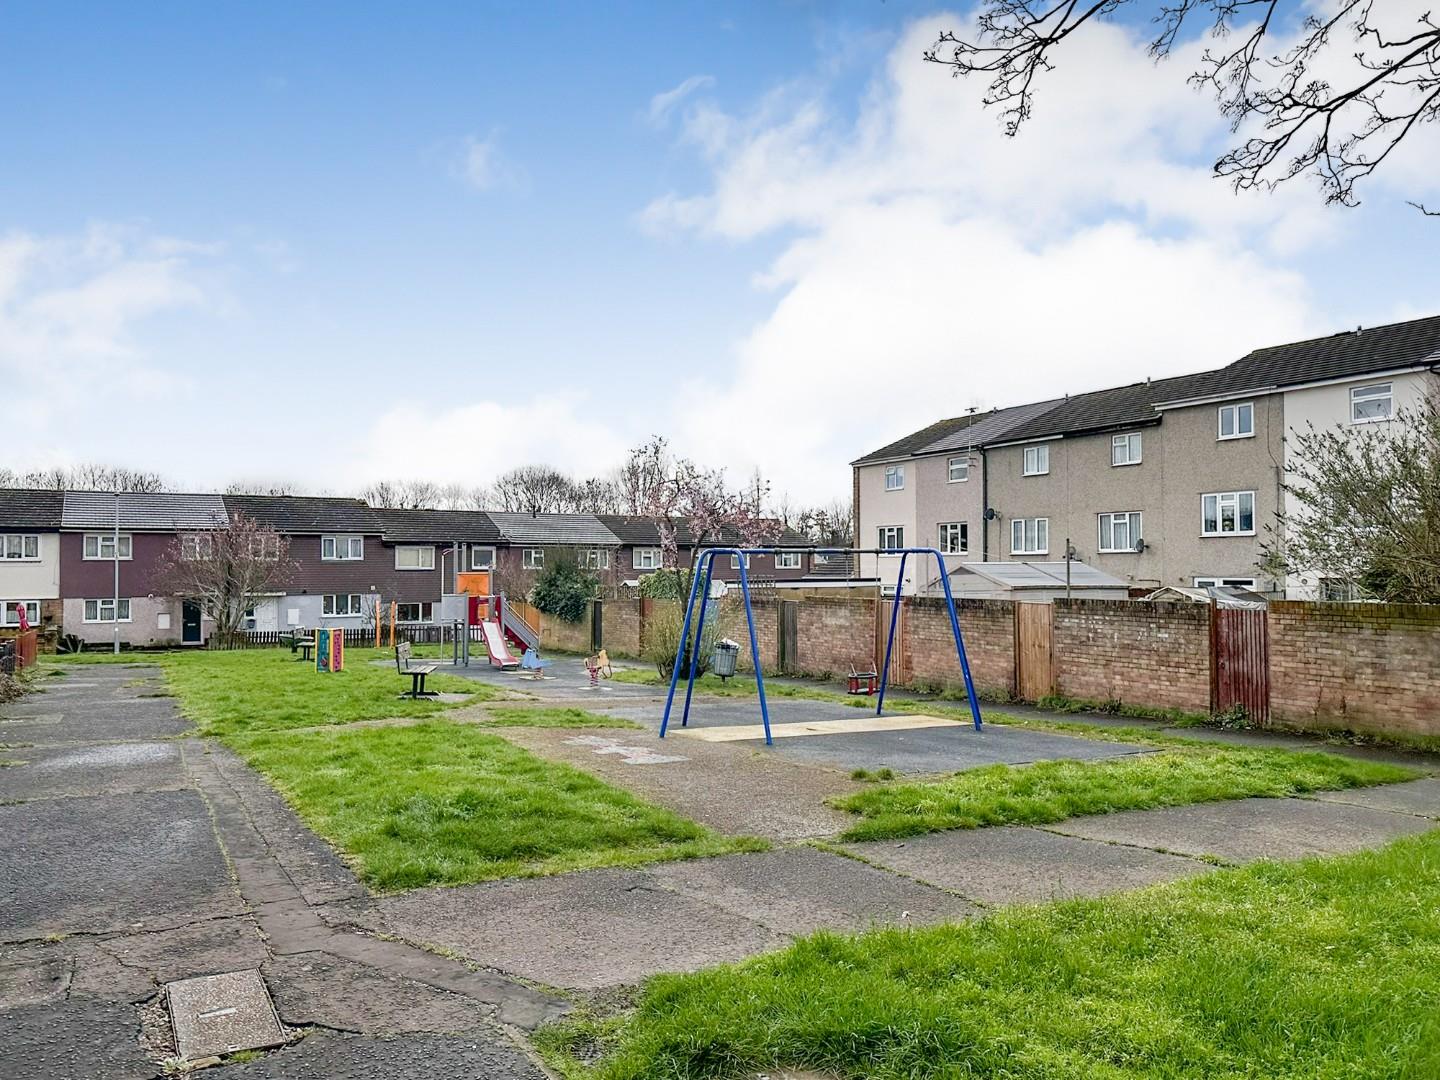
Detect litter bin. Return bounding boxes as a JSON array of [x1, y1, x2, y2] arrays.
[[711, 638, 740, 681]]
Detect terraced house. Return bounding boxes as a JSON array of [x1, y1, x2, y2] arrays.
[[853, 314, 1440, 599]]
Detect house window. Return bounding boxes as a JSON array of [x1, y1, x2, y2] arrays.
[[396, 602, 434, 622], [321, 535, 364, 561], [947, 457, 969, 483], [1112, 433, 1142, 466], [1319, 577, 1360, 601], [2, 535, 40, 560], [1023, 445, 1049, 476], [937, 522, 968, 555], [877, 526, 904, 551], [83, 598, 131, 622], [1, 600, 40, 626], [83, 534, 132, 560], [1010, 517, 1049, 555], [322, 593, 364, 616], [729, 553, 751, 569], [1201, 491, 1256, 536], [522, 548, 544, 570], [1098, 512, 1143, 553], [581, 548, 611, 570], [394, 545, 435, 571], [1194, 577, 1258, 589], [248, 535, 281, 561], [884, 465, 905, 491], [633, 547, 662, 570], [1350, 382, 1393, 423], [181, 534, 213, 561], [1218, 402, 1255, 440], [469, 546, 495, 571], [775, 551, 802, 569]]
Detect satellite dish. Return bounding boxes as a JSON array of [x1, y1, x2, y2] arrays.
[[984, 507, 999, 521], [1134, 537, 1147, 553]]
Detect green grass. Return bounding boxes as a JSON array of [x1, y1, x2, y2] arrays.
[[832, 747, 1417, 842], [540, 829, 1440, 1080], [481, 705, 642, 729], [229, 720, 765, 890], [47, 647, 500, 737]]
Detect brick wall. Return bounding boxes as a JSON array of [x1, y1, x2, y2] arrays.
[[603, 598, 644, 658], [1053, 599, 1211, 713], [795, 595, 874, 678], [1270, 601, 1440, 738], [907, 598, 1016, 698], [539, 607, 592, 654]]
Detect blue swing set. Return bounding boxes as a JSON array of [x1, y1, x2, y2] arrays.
[[660, 547, 983, 745]]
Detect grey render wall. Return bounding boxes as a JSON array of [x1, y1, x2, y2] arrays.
[[855, 459, 918, 591], [913, 450, 983, 561], [62, 596, 214, 646]]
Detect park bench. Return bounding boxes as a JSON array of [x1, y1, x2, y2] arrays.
[[281, 629, 316, 662], [395, 641, 441, 698]]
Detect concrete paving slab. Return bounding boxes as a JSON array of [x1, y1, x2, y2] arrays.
[[0, 699, 193, 746], [264, 952, 501, 1034], [648, 846, 979, 934], [847, 826, 1211, 905], [0, 996, 156, 1080], [0, 945, 71, 1008], [1048, 796, 1437, 863], [100, 916, 270, 985], [214, 1029, 548, 1078], [759, 721, 1150, 776], [342, 867, 790, 990], [0, 740, 185, 801], [0, 788, 242, 941], [1307, 778, 1440, 818], [168, 968, 286, 1061]]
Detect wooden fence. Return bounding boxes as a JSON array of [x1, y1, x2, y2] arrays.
[[207, 624, 485, 650], [0, 630, 38, 673]]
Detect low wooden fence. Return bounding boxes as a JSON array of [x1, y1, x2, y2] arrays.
[[0, 630, 38, 674], [206, 624, 486, 650]]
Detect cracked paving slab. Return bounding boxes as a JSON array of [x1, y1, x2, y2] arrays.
[[846, 826, 1212, 905], [211, 1028, 550, 1078], [0, 787, 243, 941], [1047, 795, 1438, 863], [0, 740, 187, 801], [1306, 777, 1440, 818], [0, 995, 157, 1080]]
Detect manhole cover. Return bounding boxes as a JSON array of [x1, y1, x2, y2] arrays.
[[167, 969, 285, 1061]]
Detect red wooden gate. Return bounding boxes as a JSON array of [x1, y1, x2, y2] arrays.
[[1211, 607, 1270, 725]]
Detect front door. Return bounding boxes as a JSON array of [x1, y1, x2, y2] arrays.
[[182, 601, 203, 645]]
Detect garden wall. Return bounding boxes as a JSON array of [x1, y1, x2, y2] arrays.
[[1053, 599, 1212, 714]]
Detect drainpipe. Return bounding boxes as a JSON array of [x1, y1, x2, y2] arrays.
[[112, 494, 120, 654], [980, 448, 990, 562]]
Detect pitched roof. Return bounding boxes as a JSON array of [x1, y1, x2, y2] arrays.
[[851, 415, 987, 466], [922, 399, 1066, 453], [1157, 314, 1440, 404], [486, 512, 621, 546], [992, 369, 1231, 443], [0, 488, 64, 530], [62, 491, 229, 531], [223, 494, 379, 534], [595, 515, 665, 545], [374, 508, 501, 544]]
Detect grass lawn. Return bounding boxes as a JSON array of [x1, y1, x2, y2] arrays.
[[481, 705, 643, 729], [540, 829, 1440, 1079], [49, 647, 501, 737], [230, 720, 764, 890], [832, 747, 1418, 842]]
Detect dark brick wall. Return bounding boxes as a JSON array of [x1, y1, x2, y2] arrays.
[[1053, 599, 1211, 713]]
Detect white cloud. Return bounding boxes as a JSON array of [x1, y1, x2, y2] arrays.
[[647, 74, 715, 126], [636, 13, 1342, 500], [455, 132, 523, 192]]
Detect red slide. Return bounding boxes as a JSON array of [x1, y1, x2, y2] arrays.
[[482, 620, 520, 669]]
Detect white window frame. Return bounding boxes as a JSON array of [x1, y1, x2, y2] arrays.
[[1111, 432, 1142, 466], [1097, 511, 1143, 553], [2, 534, 41, 561], [1010, 517, 1049, 555], [1, 600, 40, 626], [581, 548, 611, 570], [1201, 491, 1257, 537], [1194, 577, 1257, 589], [1350, 382, 1394, 424], [394, 545, 436, 571], [83, 533, 132, 560], [937, 522, 968, 555], [1022, 445, 1050, 476], [469, 546, 496, 571], [321, 535, 364, 561], [83, 598, 131, 623], [877, 526, 904, 551], [775, 551, 802, 569], [322, 593, 364, 617], [180, 534, 213, 561], [633, 547, 662, 570], [522, 548, 544, 570], [884, 464, 905, 491], [1217, 402, 1255, 440], [395, 601, 434, 623], [729, 553, 752, 570], [947, 457, 970, 483], [249, 535, 281, 561]]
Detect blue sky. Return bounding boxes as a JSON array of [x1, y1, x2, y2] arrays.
[[3, 2, 1437, 502]]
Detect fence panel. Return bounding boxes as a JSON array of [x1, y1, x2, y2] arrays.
[[1211, 606, 1270, 724], [1015, 602, 1055, 702]]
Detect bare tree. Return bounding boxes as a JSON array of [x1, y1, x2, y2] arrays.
[[1260, 394, 1440, 602], [362, 479, 447, 510], [483, 466, 578, 514], [225, 480, 300, 497], [570, 476, 623, 514], [927, 0, 1440, 209], [794, 498, 855, 547], [2, 464, 170, 492], [152, 512, 297, 641]]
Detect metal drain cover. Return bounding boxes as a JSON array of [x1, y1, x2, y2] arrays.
[[167, 969, 285, 1060]]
